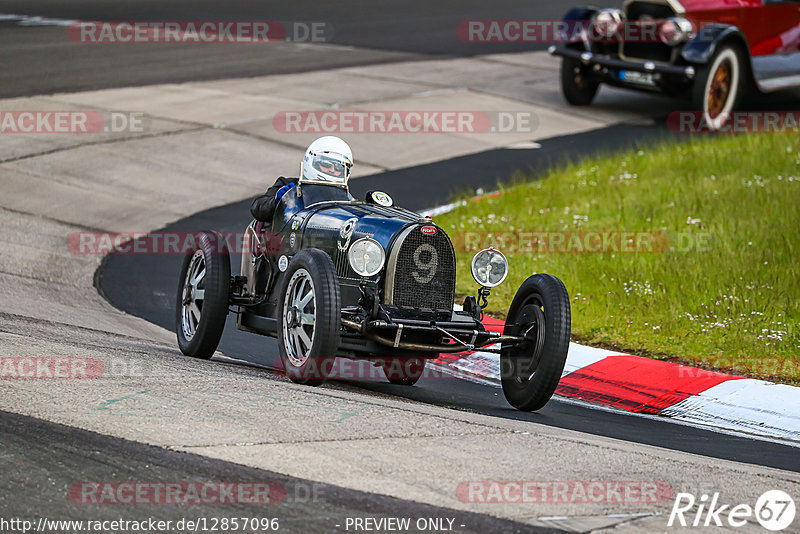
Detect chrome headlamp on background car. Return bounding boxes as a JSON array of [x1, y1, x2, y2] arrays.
[[658, 18, 694, 46], [471, 247, 508, 288], [348, 237, 385, 277], [592, 8, 624, 39]]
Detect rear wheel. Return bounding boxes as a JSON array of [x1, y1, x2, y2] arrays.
[[176, 232, 230, 359], [561, 57, 600, 106], [501, 274, 571, 411], [277, 249, 341, 386], [691, 45, 745, 130]]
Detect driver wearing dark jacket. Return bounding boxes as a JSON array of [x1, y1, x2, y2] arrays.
[[250, 176, 298, 222], [250, 136, 353, 224]]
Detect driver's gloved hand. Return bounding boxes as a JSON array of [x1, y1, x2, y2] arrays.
[[275, 183, 296, 205]]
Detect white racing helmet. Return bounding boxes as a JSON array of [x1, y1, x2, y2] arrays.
[[300, 136, 353, 187]]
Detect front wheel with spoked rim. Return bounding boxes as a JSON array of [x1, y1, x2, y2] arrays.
[[561, 57, 600, 106], [501, 273, 571, 411], [176, 232, 231, 359], [277, 249, 341, 386]]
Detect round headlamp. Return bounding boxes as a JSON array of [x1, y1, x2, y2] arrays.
[[592, 9, 624, 39], [348, 237, 385, 277], [659, 18, 694, 46], [471, 248, 509, 288]]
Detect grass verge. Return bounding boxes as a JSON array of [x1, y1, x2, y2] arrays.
[[435, 133, 800, 384]]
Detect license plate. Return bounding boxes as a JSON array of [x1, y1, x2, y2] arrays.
[[619, 70, 656, 86]]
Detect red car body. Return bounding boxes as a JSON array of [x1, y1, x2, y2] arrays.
[[682, 0, 800, 56], [553, 0, 800, 124]]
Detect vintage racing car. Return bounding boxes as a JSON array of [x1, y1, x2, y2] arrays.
[[551, 0, 800, 128], [175, 175, 572, 412]]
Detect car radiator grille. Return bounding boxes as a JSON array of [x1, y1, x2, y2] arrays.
[[390, 225, 456, 311], [622, 1, 676, 63]]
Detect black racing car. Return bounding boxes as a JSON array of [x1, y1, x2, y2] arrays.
[[175, 179, 571, 412]]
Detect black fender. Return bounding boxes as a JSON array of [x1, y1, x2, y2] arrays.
[[563, 7, 598, 21], [681, 24, 751, 65], [559, 7, 599, 48]]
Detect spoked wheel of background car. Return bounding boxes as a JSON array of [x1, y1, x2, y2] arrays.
[[561, 57, 600, 106], [176, 232, 231, 359], [383, 356, 426, 386], [277, 249, 341, 386], [692, 45, 745, 131], [501, 273, 571, 411]]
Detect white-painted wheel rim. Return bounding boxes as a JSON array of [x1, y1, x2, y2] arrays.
[[703, 48, 740, 130], [281, 268, 317, 368]]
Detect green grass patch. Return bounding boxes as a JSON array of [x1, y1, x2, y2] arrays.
[[435, 133, 800, 383]]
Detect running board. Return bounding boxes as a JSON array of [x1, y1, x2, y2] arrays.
[[237, 312, 277, 336]]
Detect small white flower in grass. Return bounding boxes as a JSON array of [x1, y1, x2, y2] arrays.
[[686, 217, 702, 225], [623, 280, 654, 296]]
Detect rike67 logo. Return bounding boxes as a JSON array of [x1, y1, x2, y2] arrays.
[[669, 490, 796, 531]]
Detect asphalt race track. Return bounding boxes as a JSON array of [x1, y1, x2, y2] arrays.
[[0, 0, 622, 98], [0, 410, 542, 533], [98, 124, 800, 475]]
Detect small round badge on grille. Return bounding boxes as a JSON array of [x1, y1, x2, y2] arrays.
[[421, 226, 437, 236]]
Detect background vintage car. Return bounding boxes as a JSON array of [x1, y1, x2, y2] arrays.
[[552, 0, 800, 127]]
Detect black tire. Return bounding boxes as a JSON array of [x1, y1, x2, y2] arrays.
[[691, 44, 745, 130], [176, 232, 231, 359], [383, 356, 426, 386], [277, 249, 341, 386], [501, 274, 571, 411], [561, 57, 600, 106]]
